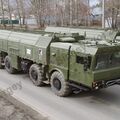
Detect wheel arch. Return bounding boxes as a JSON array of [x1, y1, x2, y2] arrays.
[[49, 68, 64, 80]]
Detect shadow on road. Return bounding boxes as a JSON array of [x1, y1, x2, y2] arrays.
[[69, 87, 120, 106]]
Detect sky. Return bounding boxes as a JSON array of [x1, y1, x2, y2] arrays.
[[90, 0, 102, 15], [90, 0, 99, 6]]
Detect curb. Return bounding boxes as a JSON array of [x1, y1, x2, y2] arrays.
[[0, 91, 48, 120]]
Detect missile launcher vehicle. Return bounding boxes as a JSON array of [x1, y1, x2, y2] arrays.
[[0, 28, 120, 96]]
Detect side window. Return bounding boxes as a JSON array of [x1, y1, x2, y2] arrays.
[[76, 55, 92, 69], [76, 56, 84, 64]]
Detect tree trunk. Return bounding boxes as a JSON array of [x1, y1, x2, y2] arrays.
[[15, 0, 22, 28], [1, 0, 5, 28], [7, 0, 13, 29]]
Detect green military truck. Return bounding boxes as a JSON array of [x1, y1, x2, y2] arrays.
[[0, 29, 120, 97]]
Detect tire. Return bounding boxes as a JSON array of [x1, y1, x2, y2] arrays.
[[29, 64, 45, 86], [51, 71, 72, 97], [4, 56, 16, 74], [0, 56, 4, 69]]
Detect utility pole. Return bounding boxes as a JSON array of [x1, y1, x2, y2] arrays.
[[69, 0, 73, 26], [102, 0, 105, 28], [87, 0, 90, 26]]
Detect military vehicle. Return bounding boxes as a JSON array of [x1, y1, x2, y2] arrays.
[[45, 26, 105, 38], [0, 28, 120, 97]]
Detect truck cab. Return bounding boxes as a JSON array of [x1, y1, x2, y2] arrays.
[[49, 31, 120, 96]]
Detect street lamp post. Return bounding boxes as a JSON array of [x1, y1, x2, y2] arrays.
[[102, 0, 105, 28]]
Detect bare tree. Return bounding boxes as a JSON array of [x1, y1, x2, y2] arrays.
[[101, 0, 120, 28], [0, 0, 5, 27], [15, 0, 22, 27], [0, 0, 92, 29], [7, 0, 13, 28]]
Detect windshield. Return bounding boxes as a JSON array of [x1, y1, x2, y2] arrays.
[[95, 52, 120, 70]]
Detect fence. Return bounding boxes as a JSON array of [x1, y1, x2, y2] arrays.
[[0, 20, 19, 24]]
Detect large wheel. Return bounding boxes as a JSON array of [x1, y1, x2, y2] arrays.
[[50, 71, 72, 97], [4, 56, 16, 74], [29, 64, 45, 86], [0, 56, 4, 69]]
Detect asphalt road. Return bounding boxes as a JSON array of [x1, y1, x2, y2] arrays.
[[0, 69, 120, 120]]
